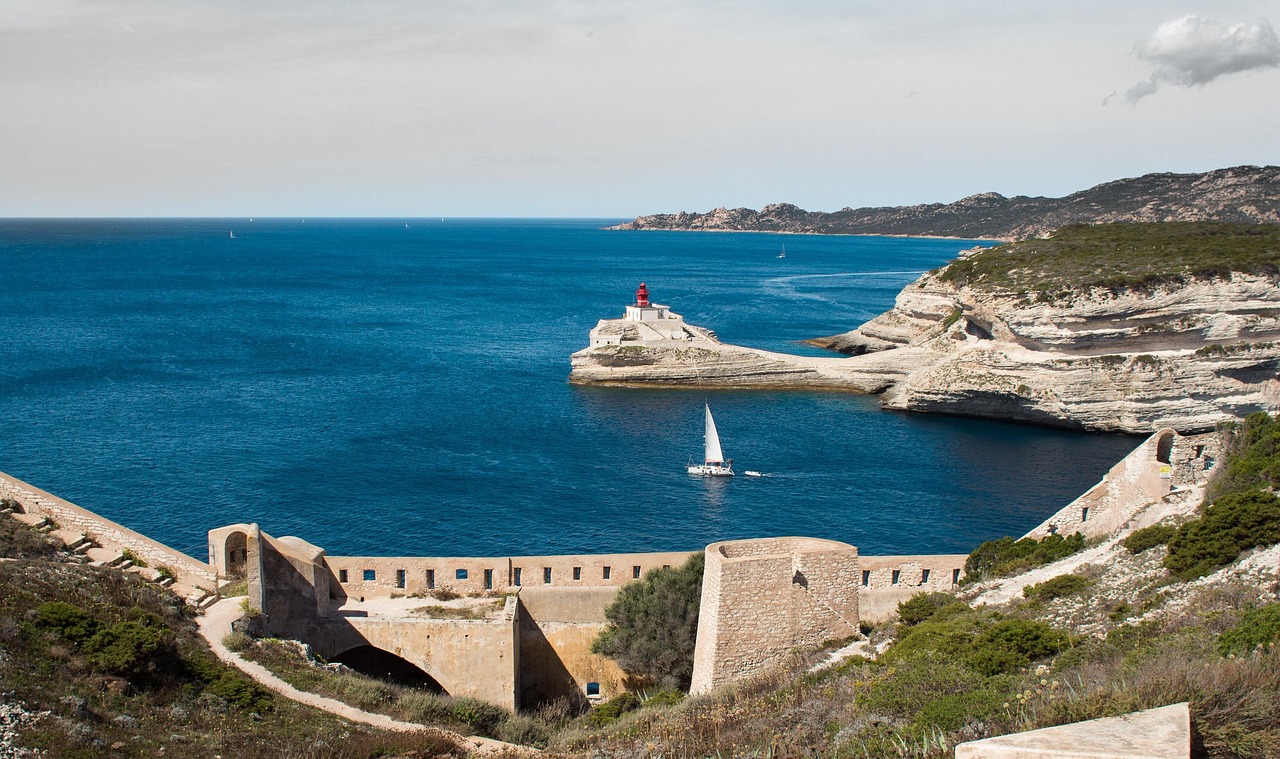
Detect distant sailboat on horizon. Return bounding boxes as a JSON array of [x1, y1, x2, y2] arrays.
[[229, 230, 235, 239], [777, 244, 786, 259], [687, 404, 734, 477]]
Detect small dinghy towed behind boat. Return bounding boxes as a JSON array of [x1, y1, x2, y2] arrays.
[[688, 404, 734, 477]]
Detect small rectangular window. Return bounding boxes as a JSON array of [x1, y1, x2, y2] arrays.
[[586, 682, 600, 696], [603, 566, 611, 580], [339, 569, 348, 583], [663, 564, 670, 570], [861, 570, 870, 586], [484, 568, 493, 590], [633, 565, 641, 579], [920, 569, 930, 585], [573, 566, 582, 581], [514, 567, 522, 586], [426, 569, 435, 589], [952, 568, 962, 585], [543, 567, 552, 584], [363, 569, 376, 582], [456, 568, 468, 580], [891, 570, 900, 585], [395, 569, 406, 589], [1081, 507, 1090, 522]]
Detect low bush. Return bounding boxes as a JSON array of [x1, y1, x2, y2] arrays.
[[1218, 603, 1280, 656], [587, 692, 641, 727], [964, 532, 1086, 581], [451, 697, 508, 736], [1023, 574, 1092, 603], [1206, 412, 1280, 502], [1122, 524, 1177, 554], [897, 591, 955, 626], [1164, 489, 1280, 579]]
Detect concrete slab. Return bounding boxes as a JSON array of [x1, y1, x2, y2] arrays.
[[954, 702, 1189, 759]]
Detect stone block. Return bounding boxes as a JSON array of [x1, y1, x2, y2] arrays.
[[954, 702, 1189, 758]]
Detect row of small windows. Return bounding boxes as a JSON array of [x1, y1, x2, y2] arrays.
[[859, 568, 963, 586], [335, 564, 653, 587]]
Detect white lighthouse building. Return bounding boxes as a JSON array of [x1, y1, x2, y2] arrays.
[[587, 283, 715, 347]]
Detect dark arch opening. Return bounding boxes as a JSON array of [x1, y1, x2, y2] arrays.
[[329, 646, 446, 693], [1156, 432, 1174, 464], [224, 531, 248, 580]]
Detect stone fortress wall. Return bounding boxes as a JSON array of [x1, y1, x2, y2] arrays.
[[0, 471, 216, 595], [0, 426, 1202, 709]]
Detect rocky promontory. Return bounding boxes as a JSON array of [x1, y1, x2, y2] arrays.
[[608, 165, 1280, 241], [572, 223, 1280, 433]]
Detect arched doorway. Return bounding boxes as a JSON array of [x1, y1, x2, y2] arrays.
[[1156, 432, 1174, 465], [224, 531, 248, 580], [329, 645, 447, 693]]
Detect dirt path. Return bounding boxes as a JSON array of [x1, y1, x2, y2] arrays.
[[196, 598, 526, 754]]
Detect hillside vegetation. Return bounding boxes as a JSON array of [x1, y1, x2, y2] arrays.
[[938, 222, 1280, 297]]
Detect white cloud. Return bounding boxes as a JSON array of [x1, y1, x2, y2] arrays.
[[1114, 15, 1280, 103]]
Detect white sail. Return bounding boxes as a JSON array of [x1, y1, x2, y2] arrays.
[[704, 404, 725, 464]]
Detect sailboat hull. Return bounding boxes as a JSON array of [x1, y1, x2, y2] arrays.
[[688, 463, 734, 477]]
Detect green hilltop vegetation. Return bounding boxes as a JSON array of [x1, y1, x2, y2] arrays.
[[938, 222, 1280, 298]]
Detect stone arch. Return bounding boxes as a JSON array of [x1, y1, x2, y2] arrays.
[[329, 645, 448, 693], [1156, 431, 1174, 464], [224, 530, 249, 580]]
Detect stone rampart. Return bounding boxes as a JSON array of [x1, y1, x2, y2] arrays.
[[857, 554, 969, 623], [690, 537, 860, 695], [0, 470, 215, 590], [321, 550, 696, 602], [1023, 429, 1218, 540]]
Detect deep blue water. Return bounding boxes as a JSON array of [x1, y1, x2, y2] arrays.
[[0, 219, 1141, 559]]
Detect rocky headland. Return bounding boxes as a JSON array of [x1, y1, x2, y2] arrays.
[[571, 222, 1280, 433], [608, 165, 1280, 241]]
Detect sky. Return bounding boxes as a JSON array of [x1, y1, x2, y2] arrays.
[[1, 1, 1278, 217]]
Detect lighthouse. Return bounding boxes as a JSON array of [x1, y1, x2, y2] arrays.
[[586, 282, 709, 347], [624, 282, 671, 322]]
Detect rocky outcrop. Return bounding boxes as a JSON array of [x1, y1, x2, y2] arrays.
[[571, 274, 1280, 434], [609, 165, 1280, 241]]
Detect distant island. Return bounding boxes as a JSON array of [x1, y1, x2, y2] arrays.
[[608, 165, 1280, 241]]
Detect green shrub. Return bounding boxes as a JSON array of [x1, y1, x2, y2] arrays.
[[120, 548, 148, 568], [642, 689, 685, 708], [35, 601, 100, 645], [450, 697, 508, 737], [1207, 412, 1280, 502], [1164, 490, 1280, 580], [496, 714, 550, 747], [1123, 524, 1177, 554], [207, 670, 274, 711], [592, 552, 704, 691], [964, 532, 1086, 581], [1023, 574, 1092, 603], [84, 619, 167, 675], [966, 619, 1070, 676], [897, 592, 955, 626], [587, 692, 641, 727], [1218, 604, 1280, 656]]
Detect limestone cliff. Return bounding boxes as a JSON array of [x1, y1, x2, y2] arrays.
[[608, 165, 1280, 241], [572, 223, 1280, 433]]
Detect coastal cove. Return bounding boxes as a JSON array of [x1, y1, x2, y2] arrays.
[[0, 218, 1141, 560]]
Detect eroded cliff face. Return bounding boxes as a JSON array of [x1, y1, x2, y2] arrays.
[[570, 270, 1280, 433], [810, 270, 1280, 432]]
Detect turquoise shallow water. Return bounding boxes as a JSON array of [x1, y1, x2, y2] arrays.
[[0, 218, 1141, 559]]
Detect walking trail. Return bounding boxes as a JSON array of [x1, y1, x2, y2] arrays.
[[197, 598, 529, 755]]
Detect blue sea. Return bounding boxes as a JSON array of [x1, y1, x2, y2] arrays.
[[0, 219, 1140, 560]]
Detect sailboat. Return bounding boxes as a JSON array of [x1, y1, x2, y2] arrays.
[[229, 230, 235, 239], [687, 404, 734, 477], [777, 244, 786, 259]]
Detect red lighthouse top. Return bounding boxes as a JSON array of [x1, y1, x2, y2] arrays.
[[635, 282, 650, 307]]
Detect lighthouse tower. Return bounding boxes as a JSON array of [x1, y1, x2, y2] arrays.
[[624, 282, 671, 322]]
